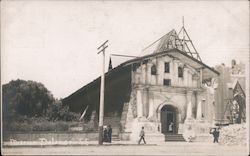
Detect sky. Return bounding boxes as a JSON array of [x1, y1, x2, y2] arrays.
[[1, 0, 249, 99]]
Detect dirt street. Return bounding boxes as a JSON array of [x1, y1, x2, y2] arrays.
[[2, 142, 248, 155]]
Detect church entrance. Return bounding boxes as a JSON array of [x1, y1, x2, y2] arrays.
[[160, 105, 177, 134]]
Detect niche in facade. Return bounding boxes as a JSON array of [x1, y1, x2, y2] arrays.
[[151, 64, 157, 75], [165, 62, 170, 73], [178, 66, 183, 78]]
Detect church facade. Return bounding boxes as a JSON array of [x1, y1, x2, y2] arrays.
[[63, 29, 220, 141]]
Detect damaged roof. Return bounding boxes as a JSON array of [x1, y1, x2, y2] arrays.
[[142, 29, 181, 56]]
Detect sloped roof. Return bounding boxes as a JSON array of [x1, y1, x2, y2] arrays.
[[63, 48, 219, 101], [109, 55, 137, 69]]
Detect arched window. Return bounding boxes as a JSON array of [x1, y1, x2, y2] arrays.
[[178, 67, 183, 78], [151, 64, 157, 75]]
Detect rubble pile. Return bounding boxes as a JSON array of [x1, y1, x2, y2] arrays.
[[219, 124, 246, 146]]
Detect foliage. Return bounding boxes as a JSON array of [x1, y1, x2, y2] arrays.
[[46, 99, 80, 121], [3, 79, 54, 120], [3, 114, 96, 132], [4, 119, 81, 132], [2, 79, 81, 131]]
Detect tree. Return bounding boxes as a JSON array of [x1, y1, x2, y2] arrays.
[[2, 79, 55, 120]]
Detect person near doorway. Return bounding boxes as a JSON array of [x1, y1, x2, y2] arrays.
[[107, 125, 112, 143], [210, 128, 220, 143], [169, 122, 174, 133], [138, 126, 146, 145]]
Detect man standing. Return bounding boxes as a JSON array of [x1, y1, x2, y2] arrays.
[[107, 125, 112, 143], [210, 128, 220, 143], [138, 126, 146, 145]]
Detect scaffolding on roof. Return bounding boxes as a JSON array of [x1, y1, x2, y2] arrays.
[[141, 17, 202, 62]]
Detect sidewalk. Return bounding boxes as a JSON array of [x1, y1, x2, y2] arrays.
[[3, 140, 154, 147], [3, 139, 222, 148]]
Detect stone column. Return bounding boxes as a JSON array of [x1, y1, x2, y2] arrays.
[[155, 59, 159, 85], [184, 67, 188, 87], [186, 91, 193, 119], [147, 62, 152, 85], [147, 93, 154, 119], [186, 101, 192, 119], [148, 100, 154, 119], [170, 60, 175, 85], [172, 60, 177, 86], [188, 71, 192, 87], [200, 68, 203, 87], [196, 101, 202, 119], [143, 89, 149, 117], [158, 61, 163, 85], [141, 64, 146, 85], [137, 89, 143, 117]]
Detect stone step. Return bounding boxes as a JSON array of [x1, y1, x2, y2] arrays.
[[165, 140, 185, 142], [166, 138, 185, 141], [111, 135, 121, 141], [166, 138, 185, 140], [165, 134, 186, 142], [166, 136, 184, 138]]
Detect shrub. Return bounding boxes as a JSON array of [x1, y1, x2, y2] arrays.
[[2, 79, 55, 119], [46, 100, 80, 122]]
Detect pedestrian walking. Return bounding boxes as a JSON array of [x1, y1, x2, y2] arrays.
[[210, 128, 220, 143], [107, 125, 112, 143], [138, 126, 146, 145]]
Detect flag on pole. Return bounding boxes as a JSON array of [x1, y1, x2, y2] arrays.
[[79, 105, 89, 121]]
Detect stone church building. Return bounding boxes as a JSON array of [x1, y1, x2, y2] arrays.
[[62, 28, 220, 141]]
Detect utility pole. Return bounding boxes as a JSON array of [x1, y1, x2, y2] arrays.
[[97, 40, 108, 145]]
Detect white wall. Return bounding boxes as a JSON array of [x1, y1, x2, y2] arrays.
[[133, 55, 200, 88]]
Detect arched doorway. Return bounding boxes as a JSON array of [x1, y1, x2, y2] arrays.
[[160, 105, 177, 134]]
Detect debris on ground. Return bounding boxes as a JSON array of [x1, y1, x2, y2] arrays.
[[219, 123, 246, 146]]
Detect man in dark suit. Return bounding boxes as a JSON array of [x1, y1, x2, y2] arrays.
[[210, 128, 220, 143], [107, 125, 112, 143]]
